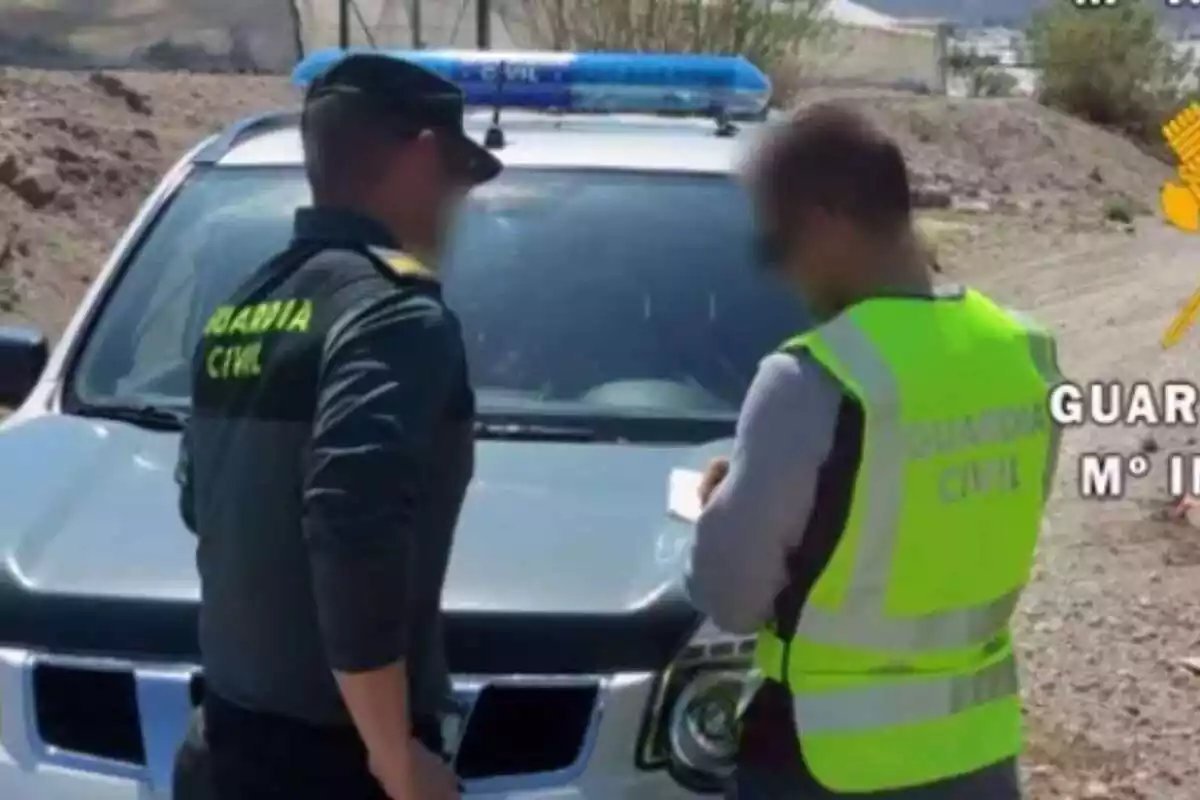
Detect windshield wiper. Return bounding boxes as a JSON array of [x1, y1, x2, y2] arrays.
[[473, 420, 601, 442], [75, 403, 189, 431]]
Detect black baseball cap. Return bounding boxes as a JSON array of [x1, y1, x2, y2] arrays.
[[303, 52, 502, 185]]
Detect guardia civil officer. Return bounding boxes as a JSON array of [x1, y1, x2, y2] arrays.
[[172, 53, 500, 800], [686, 104, 1063, 799]]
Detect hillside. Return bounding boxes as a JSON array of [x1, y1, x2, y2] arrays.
[[0, 68, 292, 330], [0, 67, 1172, 336]]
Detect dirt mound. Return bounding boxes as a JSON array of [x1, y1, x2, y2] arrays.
[[0, 67, 290, 333], [0, 70, 1176, 337], [795, 92, 1171, 224]]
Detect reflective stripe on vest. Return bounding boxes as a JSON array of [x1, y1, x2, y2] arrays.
[[795, 652, 1019, 733], [788, 311, 1062, 654]]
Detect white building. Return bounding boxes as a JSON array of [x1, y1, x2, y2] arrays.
[[795, 0, 949, 92], [955, 26, 1027, 66], [946, 26, 1035, 97]]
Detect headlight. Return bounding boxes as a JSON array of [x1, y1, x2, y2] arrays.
[[668, 670, 745, 774], [638, 636, 758, 794]]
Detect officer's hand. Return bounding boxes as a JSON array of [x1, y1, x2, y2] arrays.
[[699, 457, 730, 508], [411, 742, 460, 800], [371, 741, 460, 800]]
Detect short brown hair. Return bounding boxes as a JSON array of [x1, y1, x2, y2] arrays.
[[301, 92, 401, 202], [746, 103, 911, 239]]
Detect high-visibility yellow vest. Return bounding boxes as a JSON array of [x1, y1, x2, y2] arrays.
[[753, 289, 1062, 793]]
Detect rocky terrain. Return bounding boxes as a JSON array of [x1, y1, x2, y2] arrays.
[[942, 220, 1200, 800], [0, 67, 1171, 334], [0, 67, 292, 331], [0, 65, 1195, 798]]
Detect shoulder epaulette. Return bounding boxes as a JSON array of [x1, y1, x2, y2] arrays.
[[368, 246, 439, 283]]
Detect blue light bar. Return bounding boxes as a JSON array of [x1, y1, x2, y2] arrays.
[[292, 49, 771, 117]]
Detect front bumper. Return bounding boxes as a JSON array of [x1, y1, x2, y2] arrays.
[[0, 649, 700, 800], [0, 755, 696, 800]]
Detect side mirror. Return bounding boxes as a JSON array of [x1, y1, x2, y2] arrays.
[[0, 325, 49, 408]]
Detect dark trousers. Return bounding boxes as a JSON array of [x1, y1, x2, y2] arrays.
[[732, 682, 1023, 800], [726, 762, 1023, 800], [173, 691, 446, 800]]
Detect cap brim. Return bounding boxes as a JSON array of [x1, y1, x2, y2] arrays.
[[447, 134, 502, 185]]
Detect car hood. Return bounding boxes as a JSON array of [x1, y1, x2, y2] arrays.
[[0, 415, 725, 666]]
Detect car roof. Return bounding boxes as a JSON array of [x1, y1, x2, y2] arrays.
[[214, 109, 768, 174]]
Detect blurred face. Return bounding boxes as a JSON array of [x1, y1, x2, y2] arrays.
[[375, 130, 472, 262], [775, 206, 866, 320]]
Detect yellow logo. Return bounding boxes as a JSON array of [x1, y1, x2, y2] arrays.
[[1161, 103, 1200, 234], [1159, 103, 1200, 349]]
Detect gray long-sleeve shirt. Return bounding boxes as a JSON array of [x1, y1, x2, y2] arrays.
[[685, 351, 841, 634]]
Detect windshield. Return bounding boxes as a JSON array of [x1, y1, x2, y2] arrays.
[[69, 166, 808, 440]]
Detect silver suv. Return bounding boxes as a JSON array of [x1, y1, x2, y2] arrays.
[[0, 52, 807, 799]]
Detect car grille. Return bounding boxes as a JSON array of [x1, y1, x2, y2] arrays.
[[455, 682, 597, 778], [32, 662, 145, 764], [30, 661, 599, 786]]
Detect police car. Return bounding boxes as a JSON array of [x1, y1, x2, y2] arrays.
[[0, 51, 808, 799]]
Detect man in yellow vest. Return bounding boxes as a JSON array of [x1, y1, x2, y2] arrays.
[[686, 103, 1062, 798]]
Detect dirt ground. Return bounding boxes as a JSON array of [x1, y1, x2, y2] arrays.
[[0, 67, 292, 332], [0, 67, 1197, 798], [932, 218, 1200, 800]]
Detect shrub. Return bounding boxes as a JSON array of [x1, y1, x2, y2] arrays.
[[1102, 196, 1135, 224], [516, 0, 831, 105], [1027, 0, 1198, 143], [946, 47, 1018, 98], [765, 51, 808, 109], [1102, 193, 1150, 224], [976, 69, 1018, 98]]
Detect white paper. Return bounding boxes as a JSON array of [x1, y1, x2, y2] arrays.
[[667, 467, 704, 523]]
